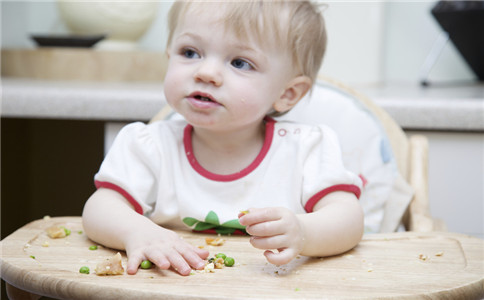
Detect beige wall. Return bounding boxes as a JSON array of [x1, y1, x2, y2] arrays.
[[1, 1, 477, 85]]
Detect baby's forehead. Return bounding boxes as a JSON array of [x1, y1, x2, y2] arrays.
[[180, 2, 289, 50]]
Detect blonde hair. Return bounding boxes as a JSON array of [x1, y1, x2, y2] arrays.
[[166, 0, 327, 82]]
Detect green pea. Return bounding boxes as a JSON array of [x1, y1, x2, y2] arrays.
[[61, 227, 71, 236], [140, 260, 153, 269], [79, 266, 90, 274], [215, 253, 226, 259], [89, 245, 98, 250], [224, 257, 235, 267]]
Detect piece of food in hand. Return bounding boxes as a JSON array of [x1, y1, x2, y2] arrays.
[[238, 210, 250, 218], [205, 237, 225, 246], [46, 226, 67, 238], [95, 252, 125, 275]]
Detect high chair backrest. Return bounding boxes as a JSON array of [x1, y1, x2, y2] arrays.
[[276, 78, 414, 233]]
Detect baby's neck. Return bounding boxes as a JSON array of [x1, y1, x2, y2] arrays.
[[191, 123, 266, 175]]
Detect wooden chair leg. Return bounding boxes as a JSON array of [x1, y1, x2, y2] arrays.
[[6, 283, 42, 300]]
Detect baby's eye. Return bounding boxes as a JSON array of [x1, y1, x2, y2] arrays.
[[231, 58, 253, 70], [181, 48, 200, 59]]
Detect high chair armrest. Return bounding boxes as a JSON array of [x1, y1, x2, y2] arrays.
[[406, 134, 446, 232]]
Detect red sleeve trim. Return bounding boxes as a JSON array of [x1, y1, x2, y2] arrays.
[[95, 180, 144, 215], [304, 184, 361, 213]]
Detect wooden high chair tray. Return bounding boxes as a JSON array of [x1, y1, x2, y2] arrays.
[[1, 217, 483, 300]]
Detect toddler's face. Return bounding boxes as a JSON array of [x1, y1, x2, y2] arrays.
[[163, 6, 295, 132]]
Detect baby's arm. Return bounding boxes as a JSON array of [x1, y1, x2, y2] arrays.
[[238, 191, 363, 265], [82, 188, 209, 275]]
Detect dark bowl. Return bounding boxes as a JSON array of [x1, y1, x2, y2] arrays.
[[30, 34, 107, 48]]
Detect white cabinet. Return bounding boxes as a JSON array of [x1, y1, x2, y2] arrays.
[[408, 131, 484, 239]]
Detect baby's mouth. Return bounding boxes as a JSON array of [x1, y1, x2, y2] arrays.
[[189, 92, 218, 104], [194, 95, 213, 102]]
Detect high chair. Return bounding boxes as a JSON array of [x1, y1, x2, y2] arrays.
[[5, 81, 484, 300], [151, 78, 445, 233]]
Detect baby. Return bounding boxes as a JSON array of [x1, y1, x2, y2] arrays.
[[82, 0, 364, 276]]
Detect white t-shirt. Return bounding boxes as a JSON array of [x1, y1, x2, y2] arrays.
[[94, 118, 362, 234]]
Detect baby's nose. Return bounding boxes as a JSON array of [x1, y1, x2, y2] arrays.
[[194, 59, 223, 86]]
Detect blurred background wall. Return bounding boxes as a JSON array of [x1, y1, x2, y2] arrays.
[[1, 0, 477, 86]]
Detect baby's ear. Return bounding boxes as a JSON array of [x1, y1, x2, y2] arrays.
[[273, 76, 312, 113]]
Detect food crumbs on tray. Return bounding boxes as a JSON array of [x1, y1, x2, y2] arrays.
[[43, 215, 51, 220], [240, 210, 250, 215], [193, 253, 238, 274], [418, 254, 429, 261], [435, 251, 444, 256], [60, 226, 71, 236], [214, 257, 225, 269], [79, 266, 90, 274], [204, 262, 215, 273], [95, 252, 125, 275], [89, 245, 98, 250], [295, 288, 301, 292], [46, 226, 67, 238], [30, 255, 36, 259], [205, 237, 225, 246], [41, 241, 49, 247]]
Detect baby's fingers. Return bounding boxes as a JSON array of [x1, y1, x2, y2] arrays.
[[126, 253, 143, 275], [264, 248, 297, 266], [238, 207, 280, 227], [250, 235, 287, 250], [179, 246, 208, 271], [127, 250, 170, 275], [193, 245, 210, 260]]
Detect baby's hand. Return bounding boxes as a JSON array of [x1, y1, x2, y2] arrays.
[[124, 225, 209, 276], [238, 207, 305, 265]]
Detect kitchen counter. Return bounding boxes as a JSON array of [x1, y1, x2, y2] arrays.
[[2, 78, 483, 131]]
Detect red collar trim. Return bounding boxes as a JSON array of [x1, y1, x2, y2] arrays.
[[183, 117, 275, 182]]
